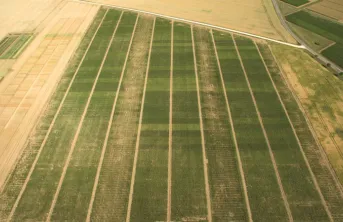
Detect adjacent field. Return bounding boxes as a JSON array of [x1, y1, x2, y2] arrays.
[[1, 6, 343, 222], [280, 0, 309, 7], [308, 0, 343, 21], [0, 33, 33, 59], [286, 10, 343, 67]]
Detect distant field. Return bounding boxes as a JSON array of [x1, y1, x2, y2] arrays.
[[286, 10, 343, 67], [308, 0, 343, 21], [281, 0, 309, 7], [1, 6, 343, 222], [0, 33, 32, 59]]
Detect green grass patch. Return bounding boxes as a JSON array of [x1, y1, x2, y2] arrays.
[[278, 0, 299, 16], [288, 22, 334, 51], [235, 36, 329, 221], [280, 0, 309, 7]]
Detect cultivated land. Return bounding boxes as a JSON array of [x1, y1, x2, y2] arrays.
[[308, 0, 343, 21], [0, 33, 33, 59], [0, 1, 99, 190], [88, 0, 297, 44], [280, 0, 309, 7], [1, 5, 343, 221], [286, 10, 343, 67]]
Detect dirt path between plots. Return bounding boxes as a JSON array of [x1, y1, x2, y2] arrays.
[[167, 21, 173, 222], [233, 36, 332, 221], [126, 18, 155, 222], [46, 10, 122, 221], [191, 25, 212, 222], [210, 30, 253, 222]]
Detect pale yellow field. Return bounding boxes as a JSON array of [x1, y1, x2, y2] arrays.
[[308, 0, 343, 22], [0, 1, 99, 189], [90, 0, 297, 43]]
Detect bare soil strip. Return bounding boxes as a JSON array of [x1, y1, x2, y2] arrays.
[[5, 10, 108, 222], [167, 20, 173, 222], [125, 17, 155, 222], [233, 38, 294, 221], [191, 25, 212, 222], [210, 30, 253, 222], [46, 11, 123, 221], [268, 44, 343, 197], [85, 12, 139, 222]]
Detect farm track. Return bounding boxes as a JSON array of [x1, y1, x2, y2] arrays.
[[2, 5, 343, 222], [167, 21, 173, 222]]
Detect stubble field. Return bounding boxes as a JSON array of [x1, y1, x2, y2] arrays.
[[1, 6, 343, 222]]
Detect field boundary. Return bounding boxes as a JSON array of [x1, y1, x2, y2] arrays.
[[239, 39, 294, 221], [167, 21, 173, 222], [191, 25, 212, 222], [268, 45, 343, 197], [125, 16, 155, 222], [71, 0, 305, 49], [6, 9, 109, 222], [46, 11, 124, 221], [210, 30, 253, 222], [85, 12, 139, 222]]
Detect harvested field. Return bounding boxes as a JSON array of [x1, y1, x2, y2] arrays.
[[1, 5, 343, 222], [308, 0, 343, 21], [89, 0, 297, 44]]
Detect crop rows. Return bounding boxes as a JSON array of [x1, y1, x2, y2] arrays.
[[1, 6, 343, 222], [130, 18, 171, 221], [258, 43, 343, 220]]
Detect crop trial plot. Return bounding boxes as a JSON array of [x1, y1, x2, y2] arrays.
[[1, 5, 343, 222], [0, 33, 33, 59]]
